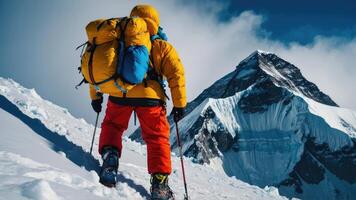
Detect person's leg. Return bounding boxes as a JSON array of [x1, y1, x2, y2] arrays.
[[135, 105, 171, 174], [99, 100, 133, 156]]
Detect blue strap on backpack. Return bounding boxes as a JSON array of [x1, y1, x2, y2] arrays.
[[150, 26, 168, 41]]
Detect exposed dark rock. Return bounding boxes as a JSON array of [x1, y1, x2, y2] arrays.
[[183, 106, 237, 163], [304, 138, 356, 183], [238, 79, 288, 113], [280, 137, 356, 196], [212, 128, 234, 152], [260, 53, 337, 107]]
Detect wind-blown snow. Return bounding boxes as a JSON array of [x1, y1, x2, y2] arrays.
[[0, 77, 288, 199]]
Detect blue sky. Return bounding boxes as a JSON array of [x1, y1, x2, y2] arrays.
[[1, 0, 356, 129], [190, 0, 356, 44]]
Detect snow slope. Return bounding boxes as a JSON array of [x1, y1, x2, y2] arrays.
[[0, 77, 289, 199]]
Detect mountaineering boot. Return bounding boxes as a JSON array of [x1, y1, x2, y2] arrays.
[[99, 146, 119, 187], [150, 173, 175, 200]]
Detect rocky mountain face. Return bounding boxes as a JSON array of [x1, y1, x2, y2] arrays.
[[131, 50, 356, 200]]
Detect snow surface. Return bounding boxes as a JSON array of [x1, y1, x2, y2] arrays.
[[0, 77, 289, 199], [0, 78, 98, 157]]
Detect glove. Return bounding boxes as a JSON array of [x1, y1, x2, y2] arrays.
[[91, 94, 103, 113], [171, 107, 186, 122]]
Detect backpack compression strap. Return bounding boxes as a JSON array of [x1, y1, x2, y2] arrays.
[[86, 18, 127, 92], [75, 42, 89, 89], [88, 37, 98, 87], [75, 19, 122, 90]]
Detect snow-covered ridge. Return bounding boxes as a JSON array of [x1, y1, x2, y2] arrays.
[[0, 77, 289, 199], [0, 77, 98, 155]]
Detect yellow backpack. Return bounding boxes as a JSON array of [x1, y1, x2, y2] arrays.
[[77, 17, 151, 93]]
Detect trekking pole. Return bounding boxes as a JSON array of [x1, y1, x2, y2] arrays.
[[174, 120, 189, 200], [89, 112, 100, 155]]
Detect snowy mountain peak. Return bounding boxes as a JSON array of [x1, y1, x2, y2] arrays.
[[231, 50, 338, 107], [238, 49, 273, 65], [162, 51, 355, 200]]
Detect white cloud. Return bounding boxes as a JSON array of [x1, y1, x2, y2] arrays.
[[2, 0, 355, 132], [277, 37, 356, 109], [154, 1, 356, 111]]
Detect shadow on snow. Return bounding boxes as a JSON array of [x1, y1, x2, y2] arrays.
[[0, 95, 150, 198]]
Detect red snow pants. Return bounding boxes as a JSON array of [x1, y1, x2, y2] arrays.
[[98, 100, 172, 174]]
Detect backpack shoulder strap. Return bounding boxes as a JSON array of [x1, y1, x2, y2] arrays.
[[146, 49, 170, 100]]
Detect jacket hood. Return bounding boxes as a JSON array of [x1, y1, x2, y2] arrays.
[[130, 4, 160, 36]]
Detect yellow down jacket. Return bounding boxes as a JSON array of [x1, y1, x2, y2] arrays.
[[89, 5, 187, 108]]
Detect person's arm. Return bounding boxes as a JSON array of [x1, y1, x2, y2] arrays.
[[89, 84, 102, 100], [160, 42, 187, 108]]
